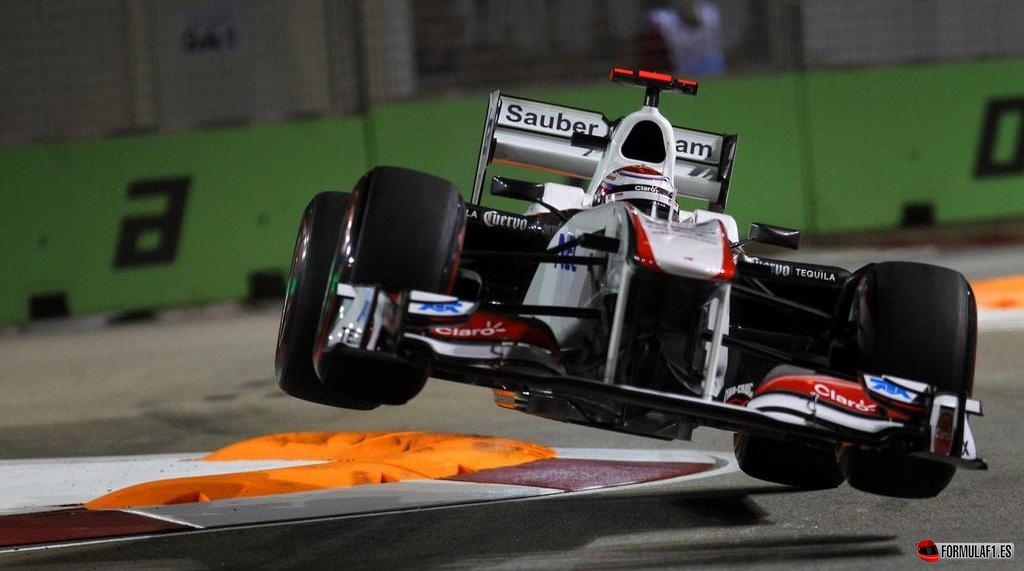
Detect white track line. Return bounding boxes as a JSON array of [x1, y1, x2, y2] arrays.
[[978, 309, 1024, 332], [0, 454, 323, 513], [127, 479, 564, 528], [0, 448, 737, 553], [0, 448, 733, 518], [0, 533, 182, 555]]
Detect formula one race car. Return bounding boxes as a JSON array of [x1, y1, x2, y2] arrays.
[[276, 68, 985, 498]]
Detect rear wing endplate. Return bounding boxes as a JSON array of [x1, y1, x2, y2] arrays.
[[472, 91, 738, 212]]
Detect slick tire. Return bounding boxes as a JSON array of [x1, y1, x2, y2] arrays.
[[275, 192, 377, 409], [839, 446, 955, 499], [317, 166, 466, 406], [840, 262, 977, 498], [735, 364, 844, 490], [735, 435, 844, 490]]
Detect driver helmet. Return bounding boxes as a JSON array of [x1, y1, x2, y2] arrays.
[[593, 165, 678, 220]]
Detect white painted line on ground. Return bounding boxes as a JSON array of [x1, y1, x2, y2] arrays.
[[118, 509, 204, 529], [0, 532, 180, 555], [123, 448, 736, 528], [978, 309, 1024, 332], [127, 479, 564, 528], [0, 447, 741, 553], [0, 447, 736, 520], [0, 454, 324, 513]]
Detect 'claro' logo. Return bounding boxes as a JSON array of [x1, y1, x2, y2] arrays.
[[813, 383, 877, 413], [432, 320, 506, 338]]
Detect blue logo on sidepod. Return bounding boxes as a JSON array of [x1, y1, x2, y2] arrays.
[[554, 233, 577, 272]]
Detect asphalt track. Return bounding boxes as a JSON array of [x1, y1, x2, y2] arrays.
[[1, 244, 1022, 569]]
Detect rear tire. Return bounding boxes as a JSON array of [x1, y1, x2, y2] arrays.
[[840, 262, 976, 498], [275, 192, 376, 409], [316, 166, 466, 405]]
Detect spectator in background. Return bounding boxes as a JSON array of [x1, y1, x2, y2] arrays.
[[646, 0, 725, 76]]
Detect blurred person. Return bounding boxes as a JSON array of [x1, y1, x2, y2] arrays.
[[647, 0, 725, 76]]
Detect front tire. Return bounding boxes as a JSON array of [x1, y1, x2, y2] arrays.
[[315, 166, 466, 406], [735, 435, 844, 490], [735, 364, 845, 490], [275, 192, 376, 409], [840, 262, 976, 498]]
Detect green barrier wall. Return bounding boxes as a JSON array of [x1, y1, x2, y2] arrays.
[[5, 58, 1024, 323], [803, 58, 1024, 232], [0, 118, 367, 323]]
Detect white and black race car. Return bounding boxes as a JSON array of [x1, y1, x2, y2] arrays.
[[276, 68, 984, 498]]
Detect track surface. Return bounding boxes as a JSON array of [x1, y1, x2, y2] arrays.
[[1, 245, 1022, 569]]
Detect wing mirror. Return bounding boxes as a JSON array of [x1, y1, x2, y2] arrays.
[[747, 222, 801, 249], [490, 176, 545, 202], [490, 176, 574, 222]]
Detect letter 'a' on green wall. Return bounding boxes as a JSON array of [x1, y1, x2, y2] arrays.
[[5, 58, 1024, 323], [0, 118, 367, 323]]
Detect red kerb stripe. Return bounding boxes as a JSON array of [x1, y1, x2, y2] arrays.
[[0, 508, 187, 548], [446, 458, 715, 491]]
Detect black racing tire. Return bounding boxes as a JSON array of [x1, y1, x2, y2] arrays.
[[734, 364, 845, 490], [840, 262, 976, 498], [316, 166, 466, 406], [735, 435, 844, 490], [275, 192, 377, 409], [840, 446, 955, 499], [345, 167, 465, 293]]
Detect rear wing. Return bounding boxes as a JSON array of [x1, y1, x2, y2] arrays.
[[471, 91, 738, 212]]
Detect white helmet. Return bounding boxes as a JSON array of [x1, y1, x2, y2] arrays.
[[593, 165, 678, 219]]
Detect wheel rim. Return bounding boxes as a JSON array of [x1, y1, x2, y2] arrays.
[[313, 194, 361, 376], [275, 211, 313, 376]]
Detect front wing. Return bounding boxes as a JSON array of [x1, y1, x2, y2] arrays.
[[326, 283, 986, 471]]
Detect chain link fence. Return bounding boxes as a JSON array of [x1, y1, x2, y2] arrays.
[[3, 0, 1024, 146]]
